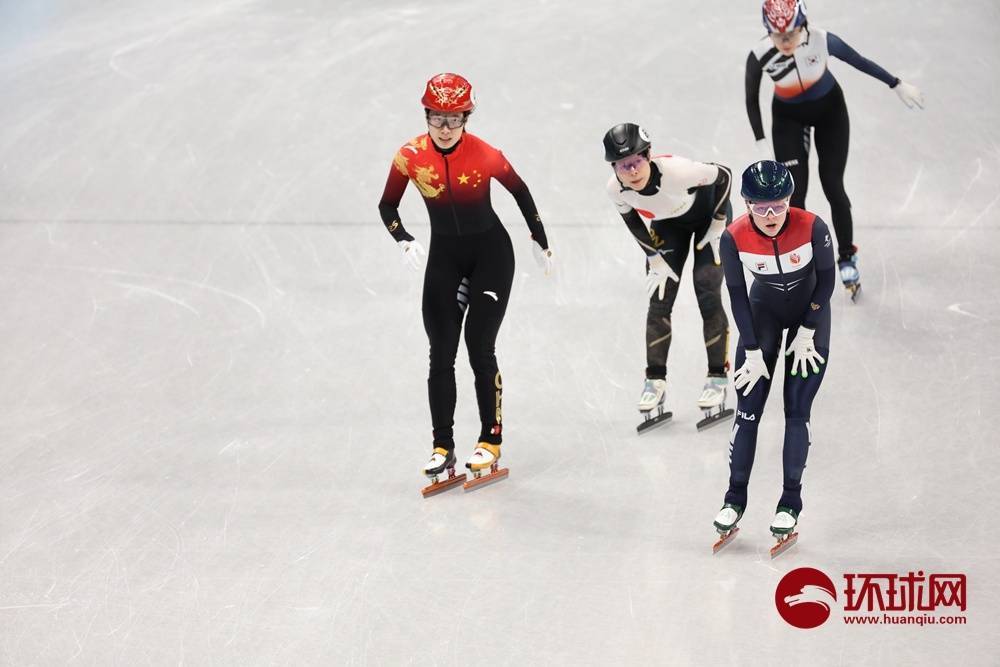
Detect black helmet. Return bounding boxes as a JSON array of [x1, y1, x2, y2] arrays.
[[603, 123, 652, 162], [740, 160, 795, 201]]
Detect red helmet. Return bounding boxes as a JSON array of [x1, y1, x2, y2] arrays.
[[762, 0, 807, 34], [421, 73, 476, 113]]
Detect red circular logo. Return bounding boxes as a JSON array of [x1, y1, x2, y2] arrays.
[[775, 567, 838, 629]]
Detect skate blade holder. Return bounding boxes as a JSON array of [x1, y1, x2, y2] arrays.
[[769, 531, 798, 559], [421, 466, 467, 498], [712, 526, 740, 554], [637, 408, 673, 435], [696, 407, 734, 432], [463, 462, 509, 492]]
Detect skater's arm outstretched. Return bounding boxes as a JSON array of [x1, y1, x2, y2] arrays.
[[720, 230, 759, 349], [826, 32, 897, 87], [801, 217, 837, 329], [827, 32, 924, 108]]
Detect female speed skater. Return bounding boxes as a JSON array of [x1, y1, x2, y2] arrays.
[[746, 0, 924, 299], [602, 123, 734, 434], [711, 161, 836, 558], [377, 73, 553, 495]]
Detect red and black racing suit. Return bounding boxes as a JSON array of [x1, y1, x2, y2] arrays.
[[379, 132, 548, 449]]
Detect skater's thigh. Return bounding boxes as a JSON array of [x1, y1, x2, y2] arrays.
[[788, 307, 831, 351], [782, 345, 828, 418], [650, 222, 693, 276], [463, 228, 515, 345], [692, 235, 724, 290], [771, 112, 810, 163], [422, 249, 465, 345], [783, 309, 831, 415], [747, 303, 784, 371], [814, 92, 850, 168]]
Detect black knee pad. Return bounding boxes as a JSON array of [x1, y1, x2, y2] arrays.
[[693, 263, 724, 293]]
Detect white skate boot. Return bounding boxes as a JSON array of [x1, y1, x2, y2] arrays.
[[769, 506, 800, 559], [463, 442, 508, 491], [420, 447, 466, 498], [712, 503, 743, 554], [838, 245, 861, 302], [636, 378, 672, 435], [696, 375, 735, 432]]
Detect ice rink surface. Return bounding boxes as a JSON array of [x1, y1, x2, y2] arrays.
[[1, 0, 998, 664]]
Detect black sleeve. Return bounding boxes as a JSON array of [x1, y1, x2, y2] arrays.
[[721, 231, 759, 350], [619, 209, 658, 256], [745, 51, 766, 142], [378, 164, 415, 243], [710, 163, 732, 219], [802, 217, 837, 329], [509, 184, 549, 250]]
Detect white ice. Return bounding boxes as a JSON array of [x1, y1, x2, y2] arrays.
[[1, 0, 998, 664]]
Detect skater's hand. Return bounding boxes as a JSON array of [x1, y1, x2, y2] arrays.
[[696, 214, 726, 265], [646, 253, 679, 300], [398, 239, 426, 272], [532, 241, 554, 276], [755, 138, 773, 161], [785, 326, 825, 378], [733, 348, 770, 396], [893, 80, 924, 110]]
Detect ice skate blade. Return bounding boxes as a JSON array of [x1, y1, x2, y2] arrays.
[[696, 408, 734, 432], [769, 531, 798, 559], [846, 283, 861, 303], [712, 526, 740, 554], [420, 471, 467, 498], [463, 467, 509, 492], [636, 411, 673, 435]]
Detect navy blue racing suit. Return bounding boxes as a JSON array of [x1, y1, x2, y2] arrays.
[[719, 207, 836, 514]]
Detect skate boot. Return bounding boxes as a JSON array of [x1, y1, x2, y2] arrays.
[[463, 442, 508, 491], [420, 447, 466, 498], [636, 378, 672, 435], [696, 374, 735, 432], [712, 503, 744, 554], [769, 506, 800, 559], [838, 245, 861, 302]]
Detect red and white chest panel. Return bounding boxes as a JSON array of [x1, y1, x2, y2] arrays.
[[729, 209, 817, 287]]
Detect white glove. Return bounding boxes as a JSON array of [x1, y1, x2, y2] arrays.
[[645, 253, 679, 300], [695, 214, 727, 265], [894, 80, 924, 109], [755, 138, 774, 160], [532, 242, 554, 276], [398, 239, 426, 272], [785, 326, 825, 378], [733, 348, 771, 397]]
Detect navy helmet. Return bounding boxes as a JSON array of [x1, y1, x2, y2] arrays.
[[740, 160, 795, 201]]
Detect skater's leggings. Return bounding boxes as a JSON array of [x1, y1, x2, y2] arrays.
[[772, 83, 854, 260], [645, 196, 732, 380], [423, 223, 514, 449], [724, 303, 831, 515]]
